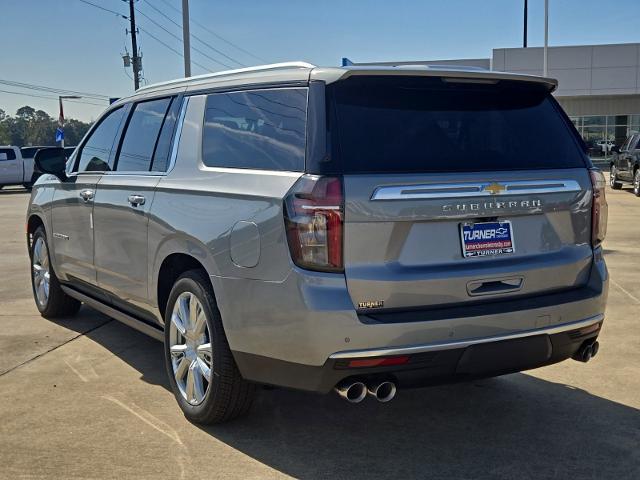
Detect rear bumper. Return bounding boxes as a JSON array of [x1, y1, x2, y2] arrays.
[[215, 250, 608, 393], [233, 315, 603, 393]]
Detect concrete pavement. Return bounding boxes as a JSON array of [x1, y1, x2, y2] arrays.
[[0, 184, 638, 479]]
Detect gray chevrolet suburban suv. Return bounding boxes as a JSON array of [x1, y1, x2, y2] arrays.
[[28, 62, 609, 424]]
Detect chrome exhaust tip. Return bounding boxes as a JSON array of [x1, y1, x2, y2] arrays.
[[334, 381, 367, 404], [367, 380, 397, 403]]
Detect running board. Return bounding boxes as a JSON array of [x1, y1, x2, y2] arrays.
[[61, 286, 164, 341]]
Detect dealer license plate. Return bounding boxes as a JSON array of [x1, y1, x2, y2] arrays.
[[460, 221, 515, 258]]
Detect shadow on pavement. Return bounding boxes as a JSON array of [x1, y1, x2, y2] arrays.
[[60, 314, 640, 480]]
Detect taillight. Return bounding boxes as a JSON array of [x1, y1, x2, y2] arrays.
[[284, 175, 344, 272], [590, 169, 608, 248]]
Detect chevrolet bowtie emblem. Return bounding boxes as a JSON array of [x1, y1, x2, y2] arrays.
[[484, 182, 507, 195]]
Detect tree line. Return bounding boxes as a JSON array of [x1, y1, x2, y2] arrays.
[[0, 105, 93, 147]]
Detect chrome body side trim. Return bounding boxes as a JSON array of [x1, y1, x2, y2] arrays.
[[370, 179, 582, 201], [329, 314, 603, 359], [61, 285, 164, 341]]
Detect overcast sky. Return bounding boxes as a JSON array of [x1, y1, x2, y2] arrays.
[[1, 0, 639, 122]]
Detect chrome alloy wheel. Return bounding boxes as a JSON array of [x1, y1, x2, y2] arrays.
[[635, 170, 640, 196], [169, 292, 213, 405], [32, 237, 50, 307]]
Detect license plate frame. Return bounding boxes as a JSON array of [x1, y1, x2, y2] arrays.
[[460, 220, 515, 258]]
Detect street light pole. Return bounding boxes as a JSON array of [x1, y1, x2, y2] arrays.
[[57, 95, 81, 148], [543, 0, 549, 76], [523, 0, 528, 48]]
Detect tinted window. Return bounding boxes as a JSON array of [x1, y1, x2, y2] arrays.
[[151, 98, 180, 172], [21, 147, 41, 158], [77, 107, 126, 172], [202, 88, 307, 171], [0, 148, 17, 160], [325, 77, 586, 173], [116, 97, 172, 172]]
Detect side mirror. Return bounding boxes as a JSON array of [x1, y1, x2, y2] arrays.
[[611, 146, 620, 154], [34, 147, 68, 181]]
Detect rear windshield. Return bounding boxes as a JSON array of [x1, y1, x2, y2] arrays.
[[325, 76, 586, 174]]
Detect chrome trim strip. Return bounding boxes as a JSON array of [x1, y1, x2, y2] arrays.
[[329, 314, 603, 359], [166, 96, 189, 174], [370, 179, 582, 201]]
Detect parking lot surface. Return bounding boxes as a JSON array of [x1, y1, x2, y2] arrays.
[[0, 184, 639, 480]]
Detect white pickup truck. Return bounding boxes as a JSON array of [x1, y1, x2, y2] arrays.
[[0, 146, 36, 189]]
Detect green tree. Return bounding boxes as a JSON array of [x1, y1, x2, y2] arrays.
[[0, 105, 92, 146]]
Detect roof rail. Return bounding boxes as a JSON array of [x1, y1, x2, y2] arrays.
[[137, 61, 317, 92]]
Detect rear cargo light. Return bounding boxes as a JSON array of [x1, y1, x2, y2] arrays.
[[284, 175, 344, 272], [590, 169, 608, 248]]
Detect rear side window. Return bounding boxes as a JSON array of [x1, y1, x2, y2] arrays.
[[21, 147, 39, 158], [77, 107, 126, 172], [151, 98, 181, 172], [324, 76, 586, 174], [116, 97, 173, 172], [202, 88, 307, 171], [0, 148, 16, 160]]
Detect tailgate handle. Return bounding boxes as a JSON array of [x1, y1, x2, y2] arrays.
[[467, 277, 524, 296]]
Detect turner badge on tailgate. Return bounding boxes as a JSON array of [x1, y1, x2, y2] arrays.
[[460, 221, 514, 258]]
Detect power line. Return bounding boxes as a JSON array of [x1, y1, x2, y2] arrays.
[[137, 26, 211, 73], [135, 7, 232, 69], [0, 88, 108, 107], [0, 79, 110, 100], [142, 0, 245, 67], [76, 0, 127, 19], [155, 0, 267, 63]]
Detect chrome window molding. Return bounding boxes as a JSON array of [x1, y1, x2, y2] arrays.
[[166, 96, 190, 174], [371, 179, 582, 201]]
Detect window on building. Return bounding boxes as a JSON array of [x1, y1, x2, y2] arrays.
[[202, 88, 307, 171]]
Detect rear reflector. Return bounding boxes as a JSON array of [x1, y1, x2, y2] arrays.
[[347, 356, 410, 368]]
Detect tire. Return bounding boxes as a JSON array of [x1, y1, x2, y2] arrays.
[[23, 183, 33, 191], [610, 165, 622, 190], [634, 169, 640, 197], [163, 269, 256, 424], [30, 226, 81, 318]]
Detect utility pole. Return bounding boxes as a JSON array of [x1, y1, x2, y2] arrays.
[[523, 0, 528, 48], [128, 0, 141, 90], [182, 0, 191, 77]]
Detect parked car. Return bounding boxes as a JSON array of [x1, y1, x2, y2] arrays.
[[610, 133, 640, 194], [27, 62, 609, 424], [0, 145, 36, 189]]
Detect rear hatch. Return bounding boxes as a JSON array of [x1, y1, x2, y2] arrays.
[[325, 75, 593, 311]]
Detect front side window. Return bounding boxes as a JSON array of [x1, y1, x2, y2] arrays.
[[77, 107, 126, 172], [202, 88, 307, 171], [116, 97, 173, 172]]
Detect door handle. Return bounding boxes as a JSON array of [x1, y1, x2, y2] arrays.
[[128, 194, 146, 207], [79, 189, 94, 202]]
